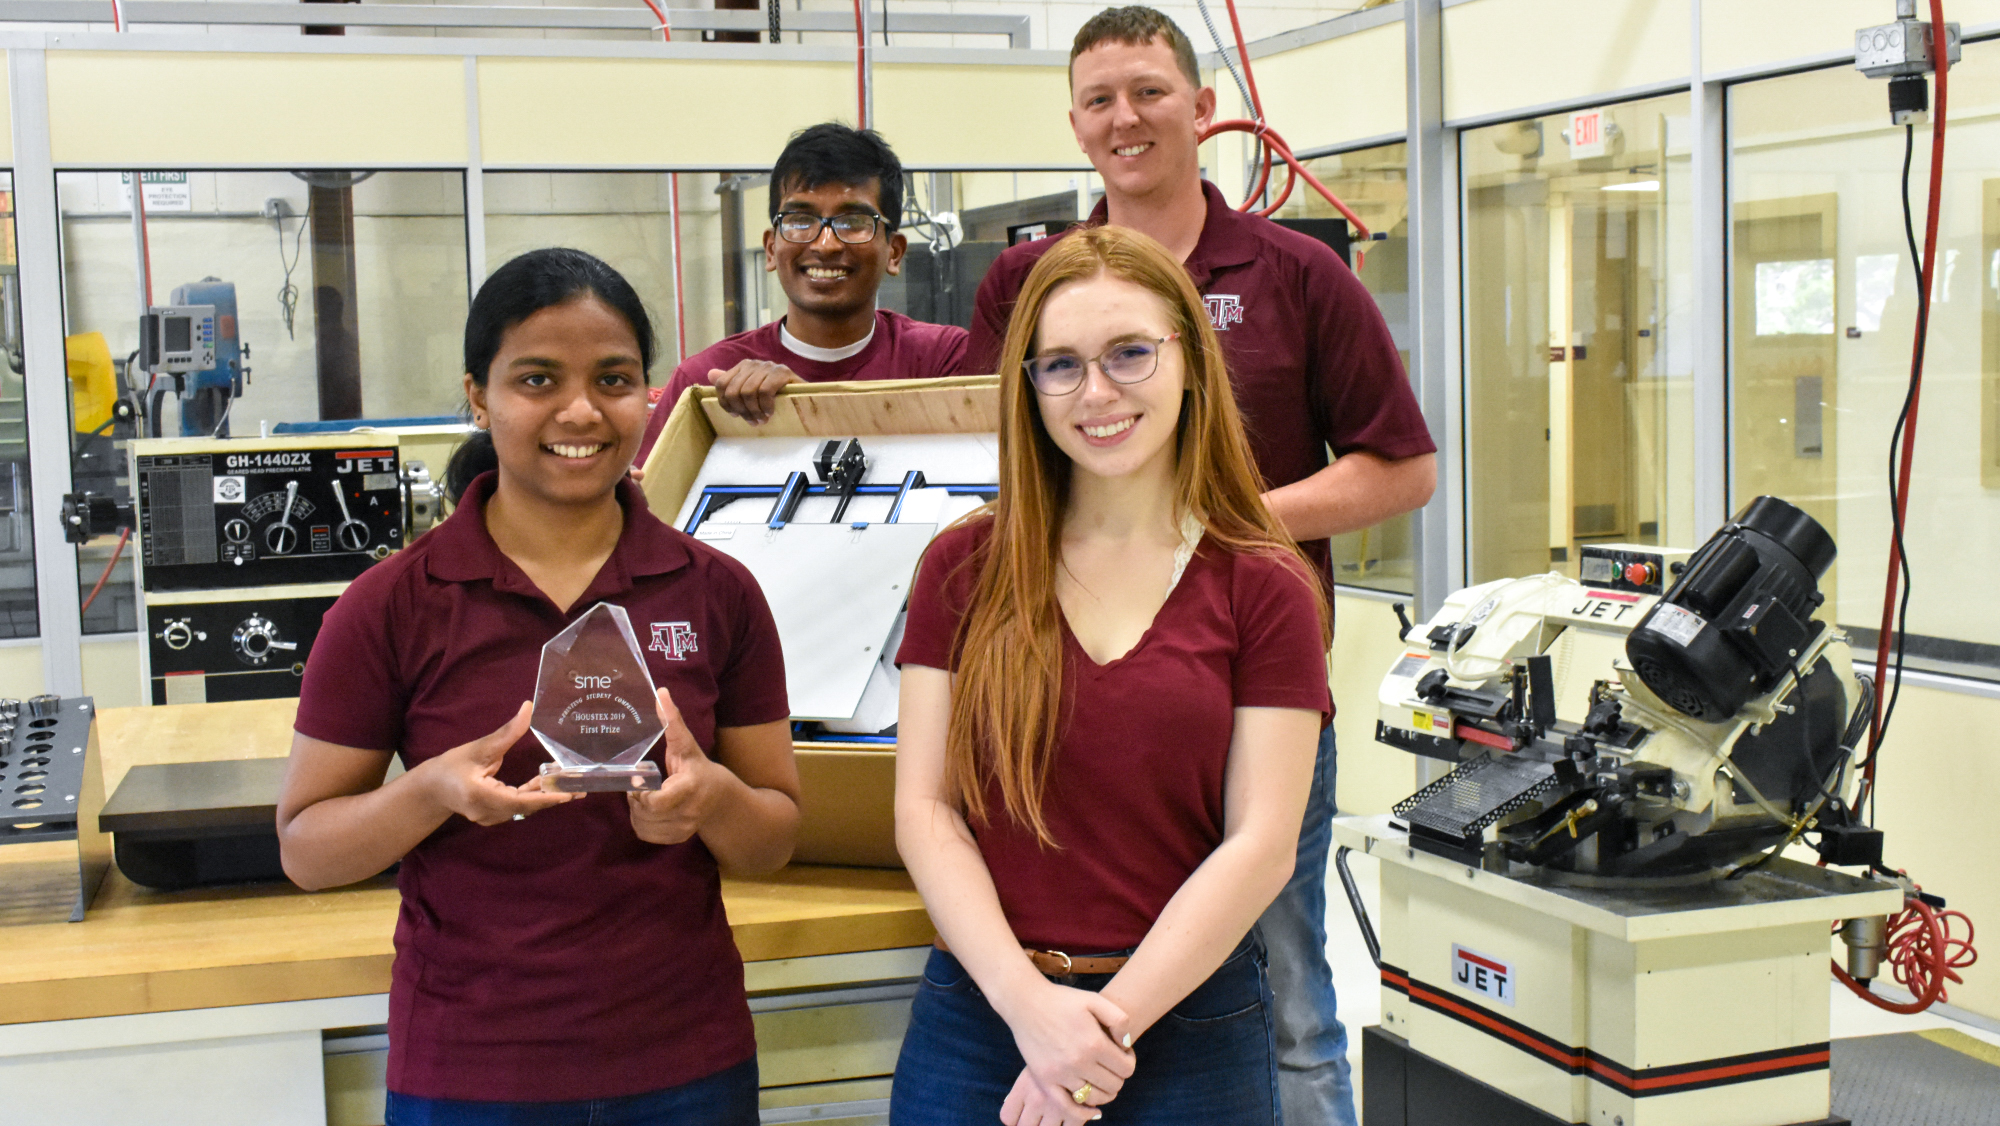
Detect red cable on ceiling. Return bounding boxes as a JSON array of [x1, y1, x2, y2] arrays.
[[1198, 0, 1371, 240], [852, 0, 868, 129], [639, 0, 670, 41]]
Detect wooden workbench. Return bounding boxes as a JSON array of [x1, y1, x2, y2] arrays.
[[0, 698, 933, 1027]]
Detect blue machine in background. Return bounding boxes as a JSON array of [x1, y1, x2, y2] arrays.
[[166, 277, 245, 437]]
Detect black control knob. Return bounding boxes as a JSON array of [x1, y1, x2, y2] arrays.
[[158, 618, 201, 651]]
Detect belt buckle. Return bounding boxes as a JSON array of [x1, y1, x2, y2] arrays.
[[1052, 950, 1073, 974]]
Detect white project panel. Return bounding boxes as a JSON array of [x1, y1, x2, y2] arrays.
[[699, 523, 938, 721]]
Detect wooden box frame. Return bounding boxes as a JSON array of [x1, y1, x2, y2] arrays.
[[638, 376, 1000, 867]]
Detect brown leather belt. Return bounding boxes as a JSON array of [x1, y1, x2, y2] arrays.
[[934, 935, 1130, 976]]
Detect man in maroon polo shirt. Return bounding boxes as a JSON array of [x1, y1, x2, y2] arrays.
[[966, 9, 1436, 1126], [636, 123, 969, 462]]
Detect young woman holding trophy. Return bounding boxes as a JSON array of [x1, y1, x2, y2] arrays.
[[889, 226, 1332, 1126], [277, 248, 800, 1125]]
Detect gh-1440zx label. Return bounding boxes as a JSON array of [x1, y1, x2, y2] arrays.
[[224, 451, 314, 471]]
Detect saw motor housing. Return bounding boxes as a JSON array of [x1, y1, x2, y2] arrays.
[[1377, 497, 1863, 877]]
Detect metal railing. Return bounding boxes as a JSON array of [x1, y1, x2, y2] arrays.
[[0, 1, 1032, 47]]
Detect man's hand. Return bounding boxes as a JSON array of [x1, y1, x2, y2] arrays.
[[413, 701, 579, 826], [626, 687, 724, 845], [711, 360, 804, 424]]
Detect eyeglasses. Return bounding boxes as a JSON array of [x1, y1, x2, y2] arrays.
[[1022, 334, 1179, 395], [773, 211, 887, 245]]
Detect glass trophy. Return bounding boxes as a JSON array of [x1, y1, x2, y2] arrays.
[[532, 603, 665, 791]]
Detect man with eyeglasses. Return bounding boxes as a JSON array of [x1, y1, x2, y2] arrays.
[[966, 9, 1436, 1126], [637, 123, 969, 459]]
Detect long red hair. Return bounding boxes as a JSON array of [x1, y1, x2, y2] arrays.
[[943, 225, 1329, 846]]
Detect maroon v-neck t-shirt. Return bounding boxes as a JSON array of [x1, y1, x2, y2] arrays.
[[294, 473, 789, 1102], [636, 309, 970, 462], [968, 182, 1435, 596], [897, 518, 1331, 954]]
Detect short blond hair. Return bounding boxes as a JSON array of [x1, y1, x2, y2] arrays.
[[1069, 6, 1202, 91]]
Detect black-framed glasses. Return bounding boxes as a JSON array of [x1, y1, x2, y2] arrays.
[[773, 211, 886, 245], [1023, 334, 1180, 395]]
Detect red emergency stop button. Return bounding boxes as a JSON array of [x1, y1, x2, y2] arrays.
[[1624, 561, 1657, 586]]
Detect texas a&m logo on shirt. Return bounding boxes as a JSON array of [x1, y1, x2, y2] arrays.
[[1204, 293, 1246, 331], [649, 622, 699, 661]]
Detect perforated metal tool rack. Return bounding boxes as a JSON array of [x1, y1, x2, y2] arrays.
[[0, 696, 112, 921]]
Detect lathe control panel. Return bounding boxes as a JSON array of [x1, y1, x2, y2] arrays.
[[134, 441, 404, 591]]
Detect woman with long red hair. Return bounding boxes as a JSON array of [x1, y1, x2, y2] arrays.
[[891, 225, 1331, 1126]]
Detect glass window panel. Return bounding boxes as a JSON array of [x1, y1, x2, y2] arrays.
[[483, 171, 718, 365], [0, 172, 37, 638], [1462, 93, 1697, 583], [1730, 47, 2000, 679], [1273, 142, 1414, 594], [56, 169, 469, 633]]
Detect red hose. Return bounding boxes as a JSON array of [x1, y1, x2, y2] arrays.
[[1864, 0, 1949, 796], [669, 172, 687, 363], [852, 0, 868, 129], [79, 527, 130, 617], [1833, 891, 1977, 1014], [638, 0, 670, 41], [1198, 0, 1371, 244]]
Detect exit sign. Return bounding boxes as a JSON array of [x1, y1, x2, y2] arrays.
[[1569, 110, 1606, 158]]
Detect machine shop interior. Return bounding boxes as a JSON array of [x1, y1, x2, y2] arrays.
[[1, 1, 1998, 1125]]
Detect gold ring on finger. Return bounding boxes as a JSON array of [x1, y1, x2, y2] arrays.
[[1071, 1082, 1093, 1105]]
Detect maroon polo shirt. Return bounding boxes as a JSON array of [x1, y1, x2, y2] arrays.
[[968, 182, 1436, 595], [294, 472, 789, 1103], [636, 310, 971, 461], [897, 518, 1330, 954]]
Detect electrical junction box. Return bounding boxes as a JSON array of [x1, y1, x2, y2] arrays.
[[1855, 17, 1959, 78]]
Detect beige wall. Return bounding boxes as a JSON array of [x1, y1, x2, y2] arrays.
[[1702, 0, 2000, 77], [47, 52, 468, 166], [874, 64, 1084, 168], [1443, 0, 1690, 122], [1245, 21, 1407, 150]]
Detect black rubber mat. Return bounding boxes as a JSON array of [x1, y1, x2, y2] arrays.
[[1831, 1032, 2000, 1125]]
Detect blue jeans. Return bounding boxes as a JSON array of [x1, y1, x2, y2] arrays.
[[891, 938, 1279, 1125], [384, 1058, 758, 1126], [1255, 724, 1356, 1126]]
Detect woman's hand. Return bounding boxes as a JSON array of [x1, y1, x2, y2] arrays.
[[413, 701, 579, 826], [996, 979, 1134, 1122], [1001, 1066, 1109, 1126], [626, 687, 725, 846]]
